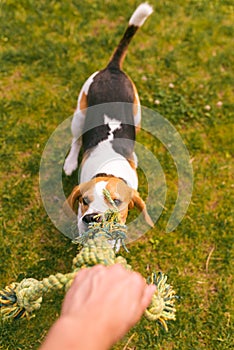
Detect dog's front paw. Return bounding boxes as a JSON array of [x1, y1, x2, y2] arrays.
[[63, 157, 78, 176]]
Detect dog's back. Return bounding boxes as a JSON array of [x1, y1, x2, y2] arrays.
[[82, 68, 136, 156]]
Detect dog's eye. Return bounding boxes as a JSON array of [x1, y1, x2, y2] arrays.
[[113, 199, 122, 207], [82, 197, 90, 206]]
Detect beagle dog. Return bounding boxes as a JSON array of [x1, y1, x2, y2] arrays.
[[64, 3, 154, 235]]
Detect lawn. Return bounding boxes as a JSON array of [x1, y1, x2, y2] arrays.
[[0, 0, 233, 349]]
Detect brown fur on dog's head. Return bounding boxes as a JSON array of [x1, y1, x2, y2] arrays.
[[66, 176, 153, 227]]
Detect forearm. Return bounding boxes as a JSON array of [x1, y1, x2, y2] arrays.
[[39, 316, 112, 350]]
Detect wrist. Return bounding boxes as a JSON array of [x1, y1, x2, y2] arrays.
[[40, 315, 112, 350]]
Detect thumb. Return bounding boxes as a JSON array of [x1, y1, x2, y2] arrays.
[[141, 284, 156, 310]]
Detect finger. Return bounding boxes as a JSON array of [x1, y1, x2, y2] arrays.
[[129, 271, 147, 292], [107, 263, 130, 276], [61, 265, 107, 315], [72, 265, 106, 287], [124, 273, 154, 321], [141, 284, 156, 310], [72, 268, 90, 285]]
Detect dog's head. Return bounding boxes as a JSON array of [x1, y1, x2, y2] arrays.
[[65, 176, 153, 234]]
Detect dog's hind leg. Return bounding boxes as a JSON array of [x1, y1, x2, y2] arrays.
[[132, 81, 141, 133]]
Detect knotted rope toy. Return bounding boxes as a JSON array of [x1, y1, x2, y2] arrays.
[[0, 190, 177, 331]]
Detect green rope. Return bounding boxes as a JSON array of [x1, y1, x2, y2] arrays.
[[0, 272, 77, 320], [0, 191, 177, 331]]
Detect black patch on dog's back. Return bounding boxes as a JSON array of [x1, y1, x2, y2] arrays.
[[82, 67, 136, 158], [87, 67, 134, 106]]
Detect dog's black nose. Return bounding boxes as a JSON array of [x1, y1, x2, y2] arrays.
[[82, 213, 102, 224]]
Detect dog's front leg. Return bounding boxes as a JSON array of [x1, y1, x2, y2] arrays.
[[63, 106, 86, 175], [63, 137, 82, 176]]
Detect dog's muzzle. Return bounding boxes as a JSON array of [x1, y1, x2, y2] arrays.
[[82, 213, 103, 224]]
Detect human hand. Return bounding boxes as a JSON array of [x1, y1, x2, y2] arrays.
[[40, 264, 156, 350], [61, 264, 155, 348]]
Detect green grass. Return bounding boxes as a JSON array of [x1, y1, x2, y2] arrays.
[[0, 0, 233, 349]]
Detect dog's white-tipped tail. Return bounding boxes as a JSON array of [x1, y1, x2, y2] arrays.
[[129, 3, 153, 27], [107, 3, 153, 69]]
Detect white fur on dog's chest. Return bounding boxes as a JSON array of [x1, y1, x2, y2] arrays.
[[80, 140, 138, 190]]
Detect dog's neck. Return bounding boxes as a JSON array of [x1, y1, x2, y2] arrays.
[[80, 140, 138, 189], [92, 173, 127, 184]]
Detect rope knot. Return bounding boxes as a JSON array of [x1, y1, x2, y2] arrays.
[[16, 278, 42, 314], [144, 272, 177, 331], [73, 237, 116, 268]]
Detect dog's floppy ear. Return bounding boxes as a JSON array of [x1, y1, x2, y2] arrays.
[[130, 190, 154, 227], [65, 185, 81, 213]]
